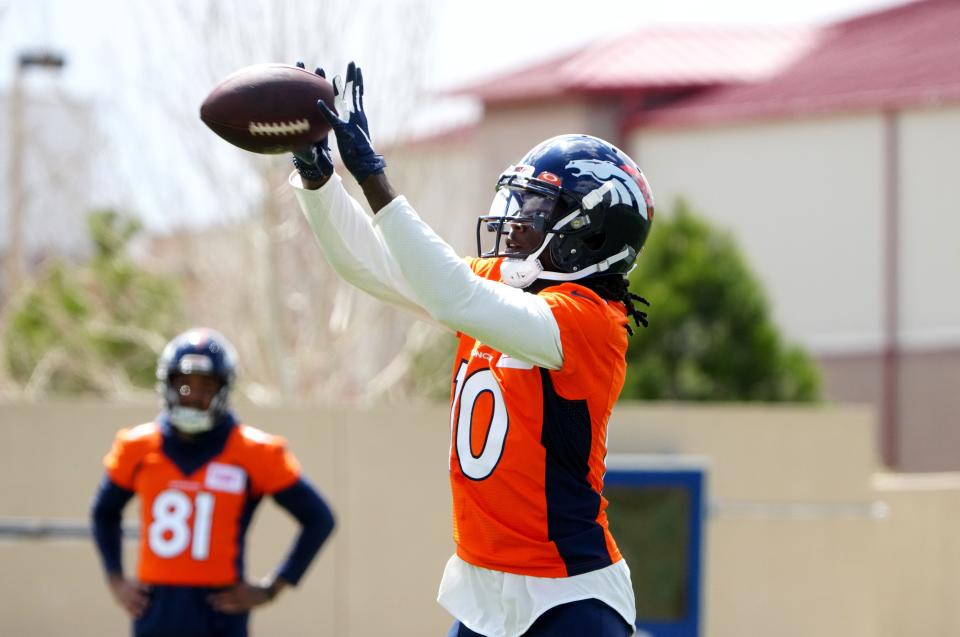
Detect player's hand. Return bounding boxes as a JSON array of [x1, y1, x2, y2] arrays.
[[291, 61, 334, 187], [315, 60, 387, 183], [107, 573, 151, 618], [208, 577, 288, 613]]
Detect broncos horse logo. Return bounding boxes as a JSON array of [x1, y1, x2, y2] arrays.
[[565, 159, 651, 220]]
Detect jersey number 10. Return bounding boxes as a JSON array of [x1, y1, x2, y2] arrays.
[[149, 489, 216, 560], [450, 362, 508, 480]]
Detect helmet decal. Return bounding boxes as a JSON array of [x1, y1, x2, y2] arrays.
[[565, 159, 650, 220], [537, 171, 562, 186], [620, 163, 655, 220], [504, 164, 535, 178]]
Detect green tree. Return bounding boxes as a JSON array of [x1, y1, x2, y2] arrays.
[[4, 209, 182, 395], [623, 199, 820, 402]]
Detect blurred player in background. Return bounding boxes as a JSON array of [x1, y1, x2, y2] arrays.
[[90, 328, 335, 637], [289, 61, 654, 637]]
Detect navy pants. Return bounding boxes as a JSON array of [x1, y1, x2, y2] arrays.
[[133, 585, 249, 637], [447, 598, 633, 637]]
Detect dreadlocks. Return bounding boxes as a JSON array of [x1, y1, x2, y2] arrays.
[[579, 275, 650, 336]]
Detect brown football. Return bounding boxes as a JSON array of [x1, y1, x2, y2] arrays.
[[200, 63, 335, 154]]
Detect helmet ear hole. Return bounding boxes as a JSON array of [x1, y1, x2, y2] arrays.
[[584, 232, 606, 250]]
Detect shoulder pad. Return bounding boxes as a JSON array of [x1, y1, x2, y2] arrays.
[[120, 421, 161, 442], [238, 424, 282, 447]]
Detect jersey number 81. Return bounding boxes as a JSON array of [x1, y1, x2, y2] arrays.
[[149, 489, 216, 560]]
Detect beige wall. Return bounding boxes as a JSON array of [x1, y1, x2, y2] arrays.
[[874, 473, 960, 637], [6, 399, 958, 637], [480, 98, 622, 187], [627, 105, 960, 471], [481, 100, 590, 177], [899, 106, 960, 350], [0, 401, 454, 637], [632, 115, 887, 356]]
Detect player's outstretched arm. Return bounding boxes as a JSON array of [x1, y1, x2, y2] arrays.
[[289, 170, 431, 317], [313, 61, 562, 367], [290, 61, 434, 321]]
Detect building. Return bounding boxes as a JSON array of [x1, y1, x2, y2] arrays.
[[397, 0, 960, 470], [0, 78, 101, 298]]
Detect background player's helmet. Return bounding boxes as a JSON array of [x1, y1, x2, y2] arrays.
[[156, 328, 237, 434], [477, 134, 654, 288]]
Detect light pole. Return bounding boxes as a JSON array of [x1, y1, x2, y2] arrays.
[[5, 49, 65, 297]]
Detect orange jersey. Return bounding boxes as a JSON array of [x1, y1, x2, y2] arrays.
[[103, 422, 300, 586], [449, 257, 628, 577]]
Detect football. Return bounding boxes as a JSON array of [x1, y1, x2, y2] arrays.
[[200, 63, 335, 154]]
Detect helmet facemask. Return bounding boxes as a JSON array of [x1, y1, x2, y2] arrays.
[[156, 329, 237, 435], [478, 172, 635, 288], [478, 183, 556, 288], [164, 374, 229, 434]]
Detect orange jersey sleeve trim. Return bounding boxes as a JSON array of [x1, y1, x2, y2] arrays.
[[464, 256, 503, 280], [103, 422, 161, 490], [234, 425, 302, 495]]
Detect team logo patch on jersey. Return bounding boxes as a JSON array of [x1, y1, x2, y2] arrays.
[[472, 349, 494, 362], [204, 463, 247, 494]]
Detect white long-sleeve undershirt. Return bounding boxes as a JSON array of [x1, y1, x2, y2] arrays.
[[290, 172, 563, 370]]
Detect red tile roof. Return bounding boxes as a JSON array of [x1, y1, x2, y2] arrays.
[[641, 0, 960, 128], [454, 27, 820, 103]]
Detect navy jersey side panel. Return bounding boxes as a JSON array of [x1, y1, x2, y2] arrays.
[[540, 369, 612, 576]]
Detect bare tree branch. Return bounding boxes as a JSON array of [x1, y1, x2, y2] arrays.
[[107, 0, 440, 405]]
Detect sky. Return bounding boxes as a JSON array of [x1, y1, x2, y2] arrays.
[[0, 0, 907, 231], [2, 0, 906, 92], [429, 0, 904, 90]]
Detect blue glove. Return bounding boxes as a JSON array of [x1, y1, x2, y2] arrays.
[[291, 62, 334, 182], [315, 61, 386, 183]]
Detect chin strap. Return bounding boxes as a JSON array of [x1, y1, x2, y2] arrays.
[[537, 246, 634, 281]]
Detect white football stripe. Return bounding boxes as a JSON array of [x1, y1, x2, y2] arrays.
[[248, 118, 310, 136]]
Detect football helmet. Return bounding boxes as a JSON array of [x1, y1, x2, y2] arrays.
[[477, 134, 654, 288], [156, 328, 237, 434]]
